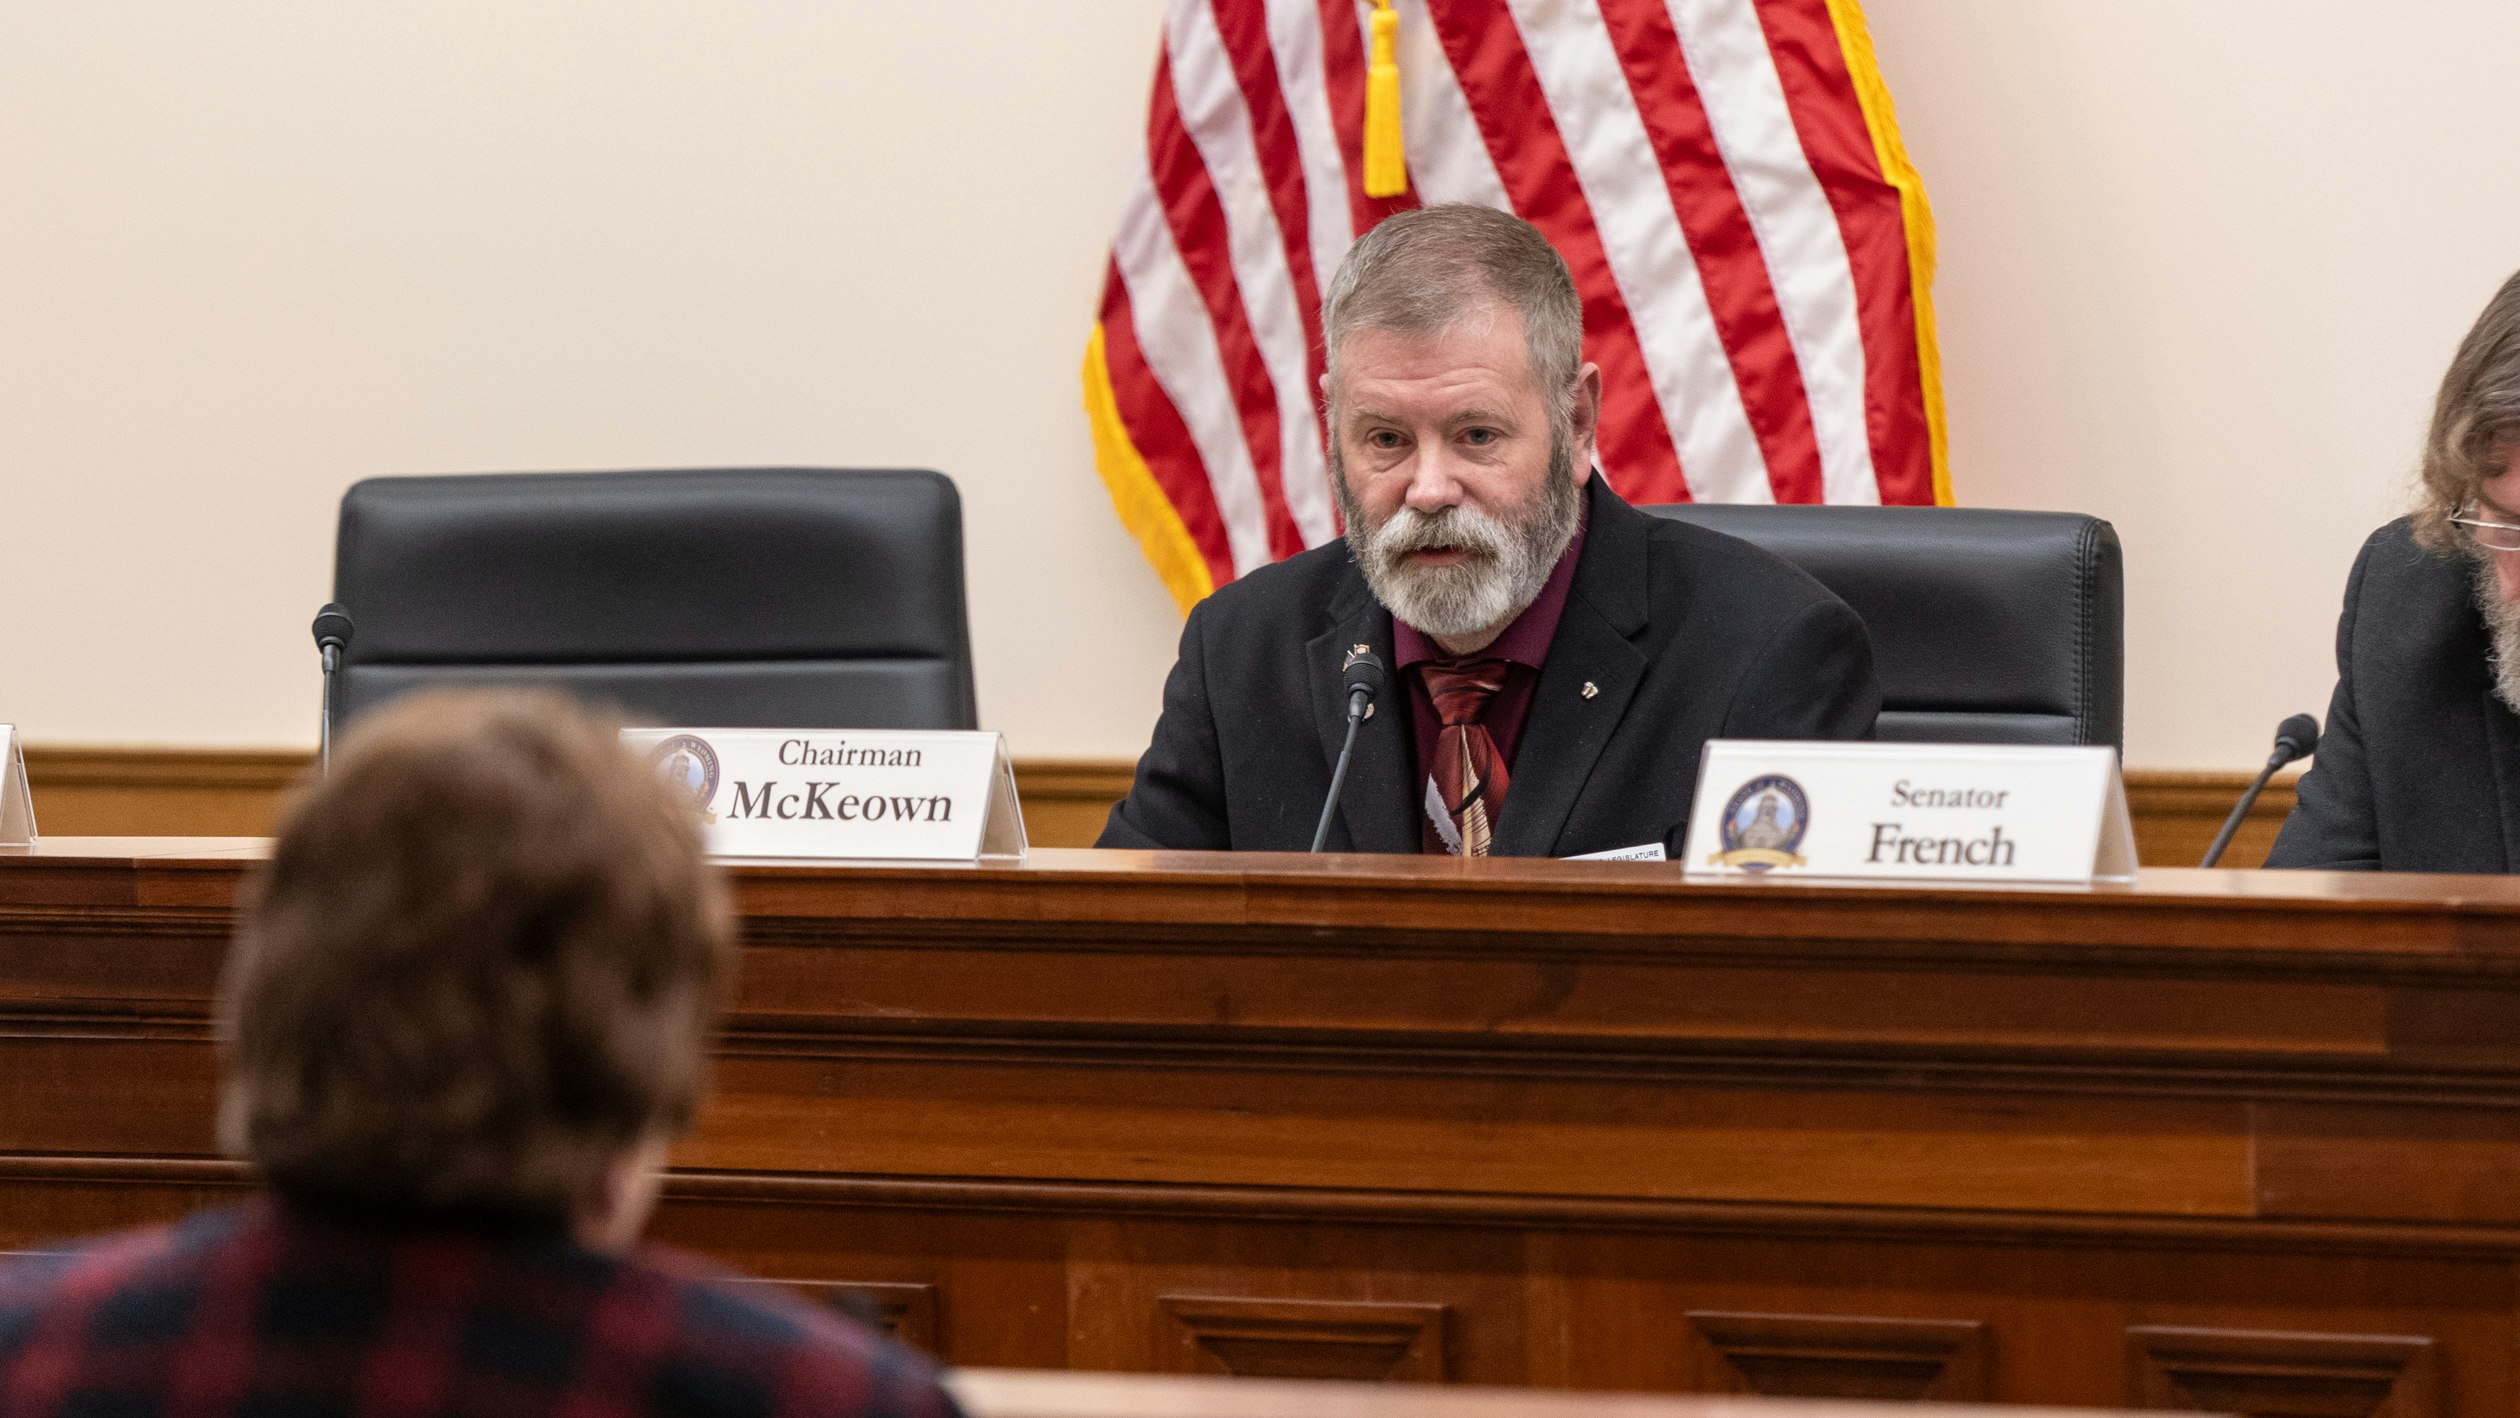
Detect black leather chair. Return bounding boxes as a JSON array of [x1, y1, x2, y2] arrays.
[[327, 468, 978, 735], [1644, 505, 2123, 749]]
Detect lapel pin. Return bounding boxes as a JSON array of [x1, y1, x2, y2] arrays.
[[1582, 681, 1599, 699]]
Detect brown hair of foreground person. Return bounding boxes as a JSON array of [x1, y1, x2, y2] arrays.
[[218, 689, 735, 1223]]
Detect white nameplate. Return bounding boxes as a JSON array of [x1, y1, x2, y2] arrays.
[[1569, 842, 1667, 862], [1682, 740, 2135, 885], [621, 728, 1026, 863], [0, 725, 33, 847]]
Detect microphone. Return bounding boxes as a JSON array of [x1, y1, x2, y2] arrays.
[[1341, 647, 1387, 720], [311, 604, 355, 776], [312, 604, 353, 675], [2199, 712, 2320, 868], [1310, 647, 1387, 852], [2271, 712, 2320, 763]]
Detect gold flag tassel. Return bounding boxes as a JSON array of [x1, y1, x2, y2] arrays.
[[1362, 0, 1407, 197]]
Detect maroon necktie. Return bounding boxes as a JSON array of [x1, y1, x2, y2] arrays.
[[1419, 657, 1512, 856]]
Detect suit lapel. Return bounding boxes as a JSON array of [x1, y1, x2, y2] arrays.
[[1492, 477, 1653, 857], [1306, 574, 1415, 853], [2482, 688, 2520, 873], [1493, 597, 1646, 856]]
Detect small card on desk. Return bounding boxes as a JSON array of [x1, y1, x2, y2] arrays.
[[1681, 740, 2135, 885], [620, 728, 1026, 863], [0, 725, 33, 847]]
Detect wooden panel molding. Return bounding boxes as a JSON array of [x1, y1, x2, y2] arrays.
[[1157, 1294, 1448, 1382], [2129, 1325, 2438, 1418], [1010, 759, 1136, 851], [2122, 771, 2300, 871], [24, 745, 2292, 863], [759, 1279, 940, 1352], [24, 747, 310, 839], [1686, 1311, 1989, 1402], [20, 746, 1137, 850]]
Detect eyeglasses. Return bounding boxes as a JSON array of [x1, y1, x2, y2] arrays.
[[2450, 504, 2520, 553]]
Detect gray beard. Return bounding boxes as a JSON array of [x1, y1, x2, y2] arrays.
[[1332, 435, 1583, 643], [2473, 558, 2520, 715]]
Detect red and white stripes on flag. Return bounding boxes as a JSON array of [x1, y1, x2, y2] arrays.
[[1083, 0, 1948, 612]]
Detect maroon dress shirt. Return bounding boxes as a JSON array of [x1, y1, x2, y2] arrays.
[[1391, 512, 1587, 850]]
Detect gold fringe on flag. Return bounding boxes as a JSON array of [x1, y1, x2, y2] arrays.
[[1362, 0, 1406, 197], [1081, 325, 1217, 614], [1821, 0, 1952, 505]]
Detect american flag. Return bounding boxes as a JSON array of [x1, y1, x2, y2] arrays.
[[1083, 0, 1948, 612]]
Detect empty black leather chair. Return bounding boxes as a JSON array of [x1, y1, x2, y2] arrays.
[[1644, 505, 2123, 749], [328, 468, 977, 735]]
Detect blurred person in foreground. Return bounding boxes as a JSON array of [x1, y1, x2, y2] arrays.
[[2272, 269, 2520, 871], [0, 691, 962, 1418]]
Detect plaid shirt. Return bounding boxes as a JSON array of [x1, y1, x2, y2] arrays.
[[0, 1198, 965, 1418]]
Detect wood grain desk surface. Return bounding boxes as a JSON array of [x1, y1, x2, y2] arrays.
[[14, 832, 2520, 927]]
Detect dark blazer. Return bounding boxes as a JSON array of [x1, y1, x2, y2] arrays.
[[2267, 516, 2520, 872], [1099, 476, 1882, 856]]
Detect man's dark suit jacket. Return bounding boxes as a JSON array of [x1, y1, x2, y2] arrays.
[[1098, 476, 1882, 857], [2267, 516, 2520, 872]]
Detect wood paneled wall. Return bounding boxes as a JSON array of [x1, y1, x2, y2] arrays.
[[21, 747, 2294, 869], [6, 846, 2514, 1413]]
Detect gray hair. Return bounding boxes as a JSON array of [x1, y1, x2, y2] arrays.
[[1321, 204, 1585, 424], [2418, 267, 2520, 552]]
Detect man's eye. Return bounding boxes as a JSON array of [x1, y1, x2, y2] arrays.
[[1366, 430, 1405, 450], [1460, 428, 1499, 447]]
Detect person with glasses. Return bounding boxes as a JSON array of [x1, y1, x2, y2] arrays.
[[2269, 269, 2520, 870]]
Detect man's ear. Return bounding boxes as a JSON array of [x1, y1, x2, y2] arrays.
[[574, 1134, 671, 1253], [1571, 362, 1605, 480]]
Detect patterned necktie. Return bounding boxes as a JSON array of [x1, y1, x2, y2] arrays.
[[1419, 657, 1513, 856]]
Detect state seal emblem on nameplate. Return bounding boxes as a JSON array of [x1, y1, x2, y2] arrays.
[[1710, 773, 1809, 872], [647, 734, 722, 824]]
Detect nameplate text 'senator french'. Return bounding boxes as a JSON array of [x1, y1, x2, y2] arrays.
[[1681, 740, 2135, 885], [620, 728, 1026, 863], [0, 726, 32, 848]]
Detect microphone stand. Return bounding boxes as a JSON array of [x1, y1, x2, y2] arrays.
[[312, 604, 353, 778], [2201, 714, 2320, 868], [2198, 762, 2282, 869], [318, 642, 341, 778], [1310, 697, 1368, 853], [1311, 649, 1386, 852]]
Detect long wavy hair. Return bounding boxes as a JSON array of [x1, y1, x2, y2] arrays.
[[2417, 268, 2520, 551]]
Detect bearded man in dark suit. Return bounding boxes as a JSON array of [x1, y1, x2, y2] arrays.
[[1099, 204, 1881, 859], [2271, 268, 2520, 872]]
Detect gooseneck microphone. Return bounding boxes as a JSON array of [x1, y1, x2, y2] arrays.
[[1310, 648, 1388, 852], [2199, 712, 2320, 868], [312, 604, 354, 777]]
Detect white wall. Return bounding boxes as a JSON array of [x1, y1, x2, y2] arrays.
[[2, 2, 2513, 769], [0, 0, 1180, 755], [1868, 1, 2520, 767]]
